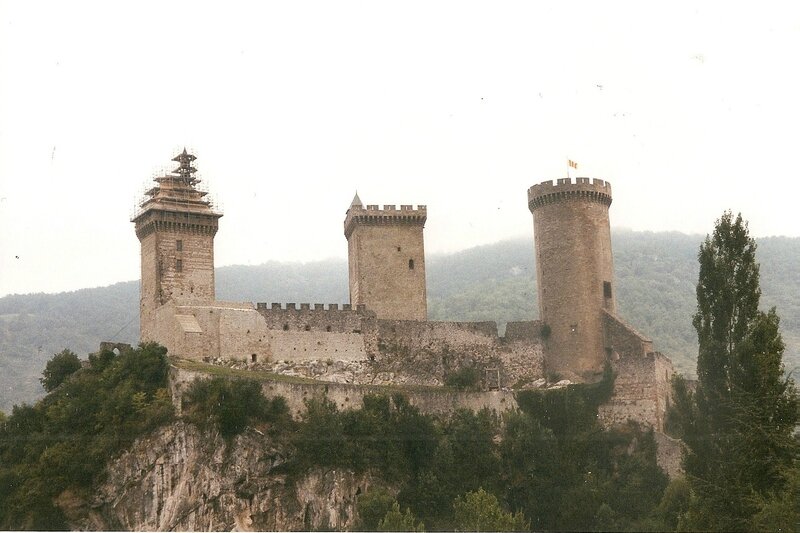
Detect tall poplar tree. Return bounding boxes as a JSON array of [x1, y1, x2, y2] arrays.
[[669, 211, 799, 531]]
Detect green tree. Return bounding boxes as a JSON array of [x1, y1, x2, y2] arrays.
[[40, 349, 81, 392], [378, 501, 424, 532], [356, 487, 396, 531], [183, 377, 281, 439], [669, 211, 800, 531], [452, 488, 529, 532]]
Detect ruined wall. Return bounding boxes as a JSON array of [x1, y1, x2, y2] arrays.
[[169, 365, 681, 477], [603, 309, 654, 359], [598, 351, 675, 431], [345, 204, 427, 321], [375, 320, 545, 389], [170, 366, 517, 420], [528, 178, 615, 381]]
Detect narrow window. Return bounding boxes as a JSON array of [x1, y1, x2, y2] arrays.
[[176, 259, 183, 272], [397, 246, 401, 252], [176, 239, 183, 251], [283, 323, 289, 331], [408, 258, 415, 270], [603, 281, 612, 298], [251, 354, 257, 363]]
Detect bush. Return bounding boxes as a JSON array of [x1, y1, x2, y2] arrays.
[[40, 349, 81, 392], [0, 343, 174, 529], [356, 487, 395, 531], [445, 366, 481, 391], [378, 502, 424, 532], [452, 488, 529, 532], [183, 377, 288, 439]]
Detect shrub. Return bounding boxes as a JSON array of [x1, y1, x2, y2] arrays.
[[445, 366, 481, 391], [40, 349, 81, 392], [183, 377, 286, 439]]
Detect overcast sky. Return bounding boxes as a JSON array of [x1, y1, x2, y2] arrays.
[[1, 1, 799, 297]]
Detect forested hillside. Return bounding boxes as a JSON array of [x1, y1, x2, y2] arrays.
[[1, 231, 798, 413]]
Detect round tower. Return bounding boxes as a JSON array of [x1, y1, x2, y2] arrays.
[[527, 177, 615, 380]]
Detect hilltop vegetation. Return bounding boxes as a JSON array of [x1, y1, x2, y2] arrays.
[[1, 231, 799, 412], [0, 344, 173, 529], [0, 346, 676, 531]]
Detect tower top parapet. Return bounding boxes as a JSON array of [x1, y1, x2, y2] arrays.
[[344, 202, 427, 238], [527, 177, 612, 212]]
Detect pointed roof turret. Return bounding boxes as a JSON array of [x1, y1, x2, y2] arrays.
[[351, 191, 363, 208]]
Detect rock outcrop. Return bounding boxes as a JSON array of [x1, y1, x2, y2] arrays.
[[65, 422, 374, 531]]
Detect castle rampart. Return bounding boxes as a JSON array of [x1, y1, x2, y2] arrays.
[[343, 204, 428, 238], [527, 178, 612, 209]]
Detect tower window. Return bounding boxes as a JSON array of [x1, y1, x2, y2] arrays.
[[176, 259, 183, 272], [176, 239, 183, 251], [397, 246, 401, 252], [603, 281, 612, 298], [408, 259, 415, 270]]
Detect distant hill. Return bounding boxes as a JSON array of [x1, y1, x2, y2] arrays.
[[1, 231, 798, 413]]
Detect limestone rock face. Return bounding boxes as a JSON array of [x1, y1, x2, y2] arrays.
[[69, 422, 372, 531]]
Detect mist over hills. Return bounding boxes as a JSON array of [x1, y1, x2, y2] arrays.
[[1, 230, 798, 413]]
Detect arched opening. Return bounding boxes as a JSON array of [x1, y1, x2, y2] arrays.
[[408, 258, 415, 270], [251, 354, 257, 363]]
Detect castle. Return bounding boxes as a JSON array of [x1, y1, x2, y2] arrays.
[[132, 150, 676, 434]]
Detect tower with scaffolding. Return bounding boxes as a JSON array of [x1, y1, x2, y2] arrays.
[[132, 149, 223, 342]]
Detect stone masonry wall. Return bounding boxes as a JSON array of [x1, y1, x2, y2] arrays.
[[375, 320, 544, 389], [598, 351, 675, 431], [170, 365, 517, 419], [603, 309, 654, 359], [139, 229, 216, 342]]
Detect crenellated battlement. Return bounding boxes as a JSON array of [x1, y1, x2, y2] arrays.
[[344, 204, 427, 238], [255, 302, 372, 314], [256, 301, 376, 334], [527, 177, 612, 211]]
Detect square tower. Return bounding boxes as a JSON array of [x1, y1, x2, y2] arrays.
[[344, 194, 428, 321], [132, 150, 222, 341]]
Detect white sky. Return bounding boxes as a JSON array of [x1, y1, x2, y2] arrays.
[[1, 1, 799, 297]]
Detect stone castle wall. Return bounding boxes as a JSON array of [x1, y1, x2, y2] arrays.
[[603, 309, 654, 358], [598, 351, 675, 431], [374, 319, 545, 389]]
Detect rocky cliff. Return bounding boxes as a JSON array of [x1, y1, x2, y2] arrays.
[[65, 421, 375, 531]]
